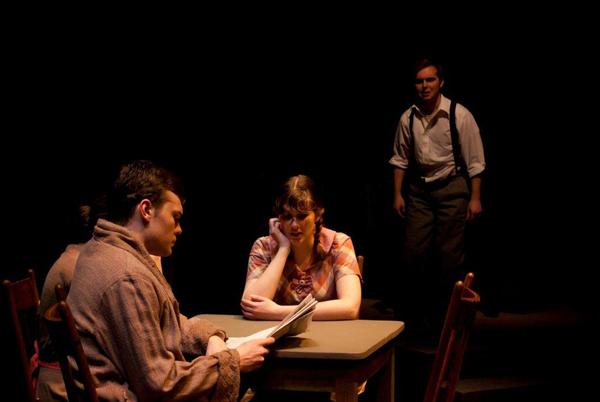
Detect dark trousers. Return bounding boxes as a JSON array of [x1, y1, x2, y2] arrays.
[[400, 175, 469, 336]]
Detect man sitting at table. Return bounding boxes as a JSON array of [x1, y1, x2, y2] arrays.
[[67, 160, 274, 402]]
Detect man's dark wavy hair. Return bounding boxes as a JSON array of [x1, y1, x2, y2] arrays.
[[107, 160, 184, 225]]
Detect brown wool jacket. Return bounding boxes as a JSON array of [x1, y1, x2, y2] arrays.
[[68, 219, 240, 401]]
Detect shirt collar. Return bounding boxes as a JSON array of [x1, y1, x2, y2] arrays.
[[412, 94, 450, 118], [318, 227, 336, 254]]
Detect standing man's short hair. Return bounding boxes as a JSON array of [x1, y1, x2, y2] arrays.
[[414, 57, 444, 80]]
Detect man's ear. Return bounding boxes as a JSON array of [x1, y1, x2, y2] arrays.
[[139, 199, 154, 223]]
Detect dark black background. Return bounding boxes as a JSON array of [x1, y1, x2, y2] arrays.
[[4, 14, 596, 316]]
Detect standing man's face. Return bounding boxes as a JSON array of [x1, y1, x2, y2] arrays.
[[415, 65, 444, 103]]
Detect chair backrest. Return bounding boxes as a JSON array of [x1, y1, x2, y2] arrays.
[[43, 284, 98, 402], [357, 255, 364, 276], [423, 272, 480, 402], [1, 269, 40, 402]]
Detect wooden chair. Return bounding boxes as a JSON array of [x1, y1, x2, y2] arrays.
[[1, 269, 40, 402], [43, 284, 98, 402], [423, 272, 480, 402]]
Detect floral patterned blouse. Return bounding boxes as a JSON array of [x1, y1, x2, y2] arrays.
[[246, 227, 361, 304]]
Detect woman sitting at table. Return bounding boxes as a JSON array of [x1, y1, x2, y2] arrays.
[[241, 174, 362, 320]]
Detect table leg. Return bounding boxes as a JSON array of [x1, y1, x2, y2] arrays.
[[372, 348, 395, 402], [334, 380, 358, 402]]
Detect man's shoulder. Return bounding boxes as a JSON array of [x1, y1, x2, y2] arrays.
[[79, 238, 127, 265], [394, 106, 416, 131], [46, 243, 81, 277], [447, 99, 475, 119], [400, 105, 416, 120], [77, 240, 150, 282]]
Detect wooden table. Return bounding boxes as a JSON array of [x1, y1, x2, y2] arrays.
[[200, 314, 404, 402]]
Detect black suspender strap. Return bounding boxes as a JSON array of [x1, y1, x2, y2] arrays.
[[409, 108, 415, 165], [409, 101, 468, 177], [449, 100, 468, 176]]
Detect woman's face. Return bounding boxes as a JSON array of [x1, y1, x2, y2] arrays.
[[278, 206, 317, 246]]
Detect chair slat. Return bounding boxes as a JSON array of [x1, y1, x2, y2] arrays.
[[1, 269, 40, 402], [43, 284, 98, 402], [423, 273, 480, 402]]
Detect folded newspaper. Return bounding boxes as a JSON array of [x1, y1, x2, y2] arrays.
[[226, 294, 318, 348]]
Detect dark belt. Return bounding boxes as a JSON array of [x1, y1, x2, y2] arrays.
[[412, 173, 463, 189]]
